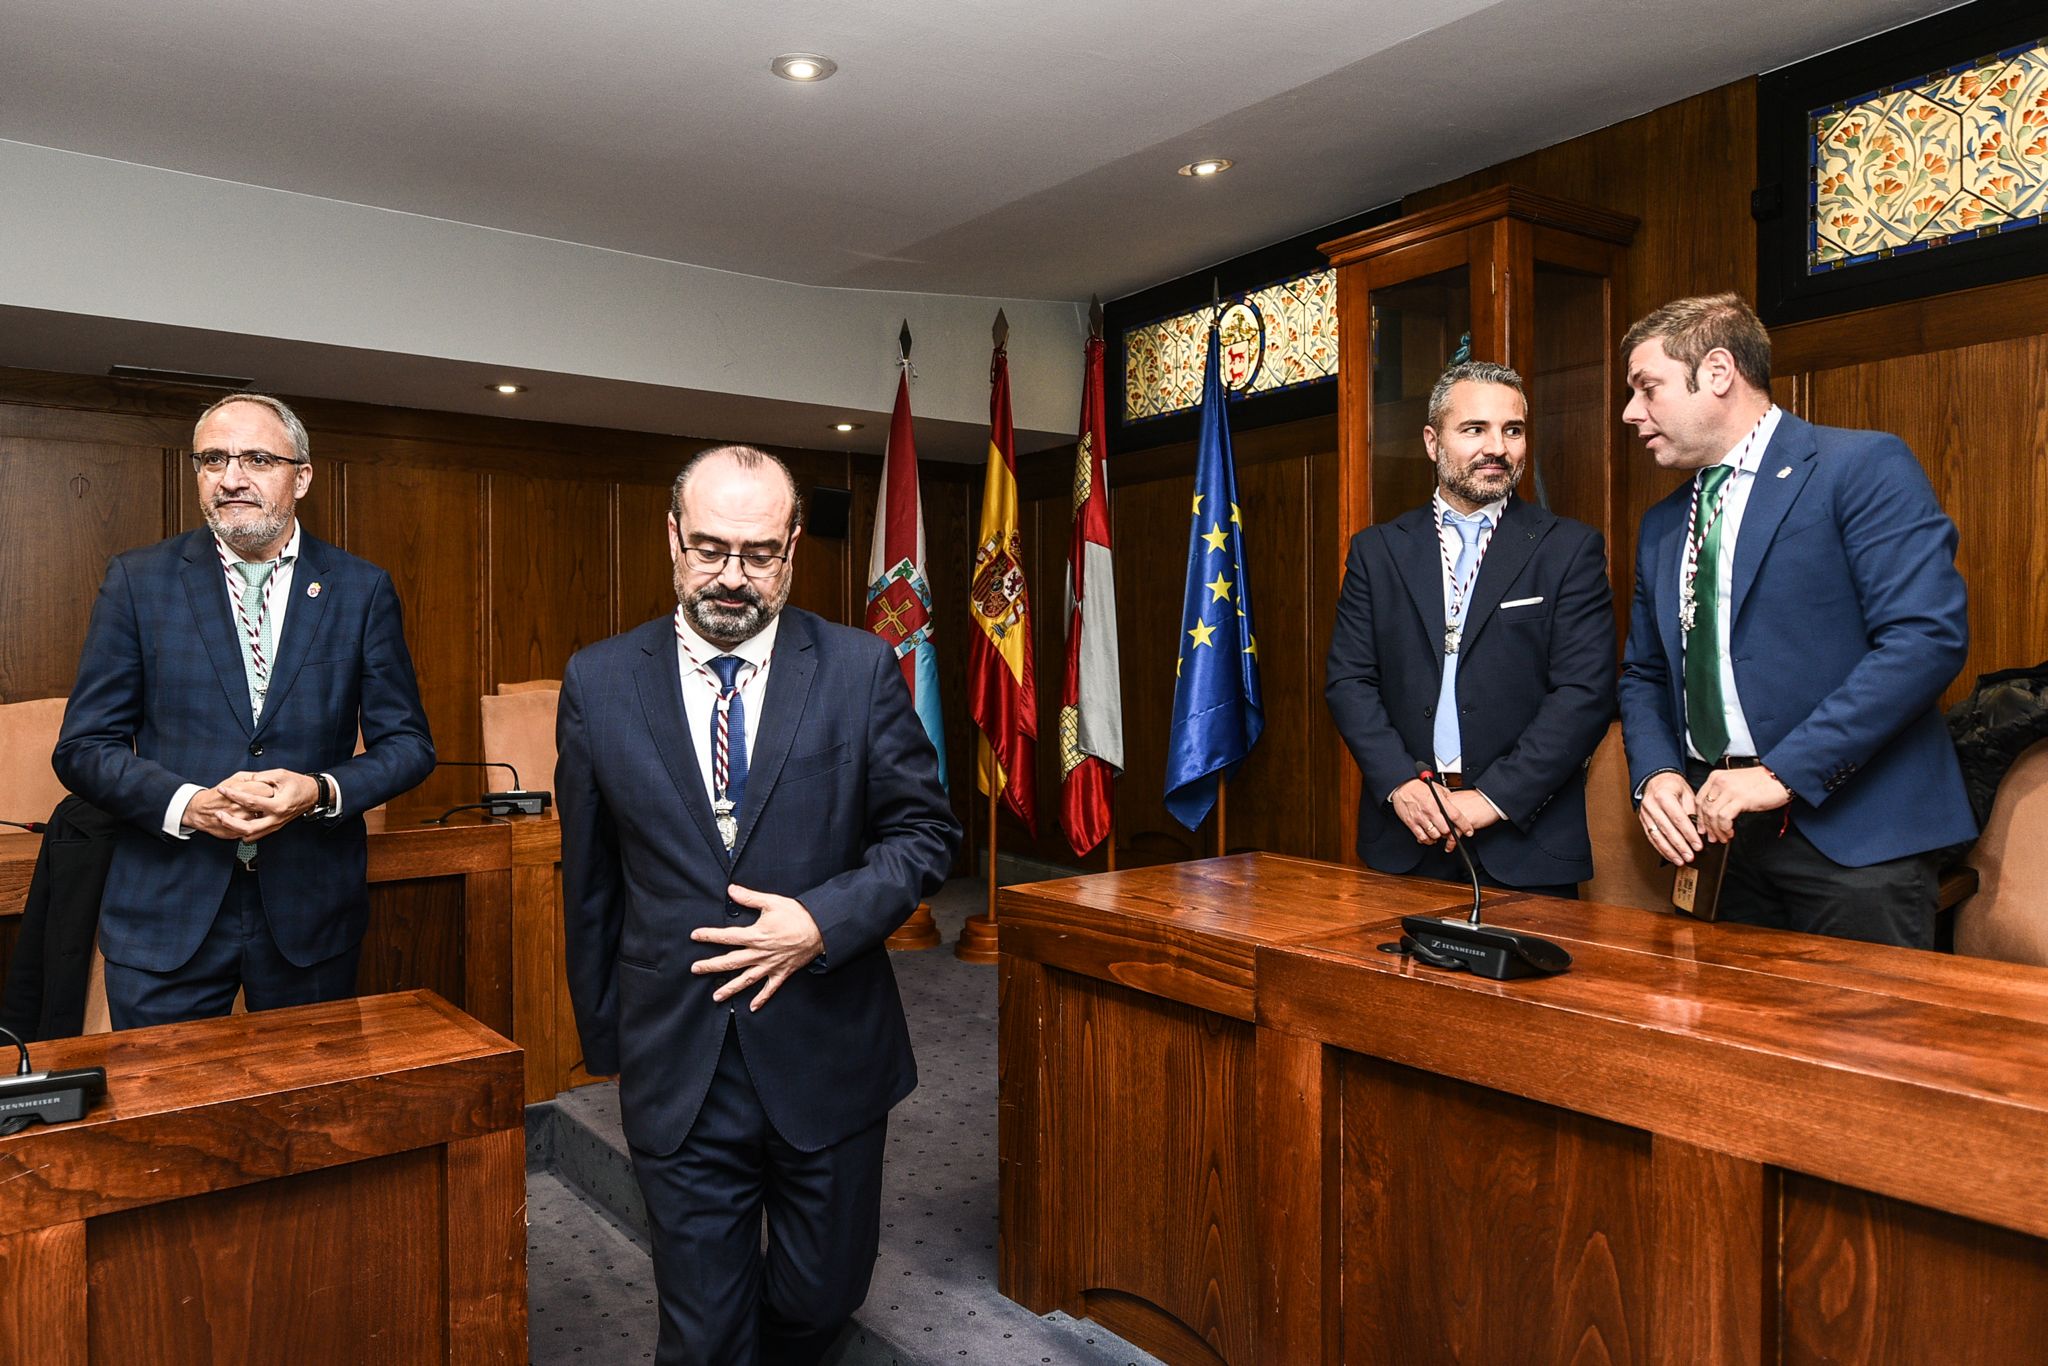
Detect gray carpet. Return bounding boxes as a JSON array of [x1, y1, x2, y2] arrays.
[[527, 877, 1163, 1366]]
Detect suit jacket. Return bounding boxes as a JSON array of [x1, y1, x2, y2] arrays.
[[1325, 498, 1616, 886], [557, 608, 960, 1157], [52, 528, 435, 971], [1617, 413, 1975, 865]]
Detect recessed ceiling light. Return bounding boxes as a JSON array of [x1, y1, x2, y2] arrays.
[[831, 421, 863, 433], [771, 53, 838, 82], [1177, 158, 1234, 178], [490, 383, 527, 395]]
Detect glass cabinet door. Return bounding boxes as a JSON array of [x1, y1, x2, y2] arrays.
[[1367, 267, 1472, 524]]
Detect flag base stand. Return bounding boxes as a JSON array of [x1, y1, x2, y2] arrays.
[[886, 903, 940, 952], [954, 914, 1000, 964]]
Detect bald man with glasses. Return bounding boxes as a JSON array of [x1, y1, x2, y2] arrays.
[[54, 393, 434, 1028]]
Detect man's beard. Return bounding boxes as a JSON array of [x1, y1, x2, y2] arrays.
[[678, 573, 789, 645], [1437, 456, 1521, 509], [204, 497, 291, 557]]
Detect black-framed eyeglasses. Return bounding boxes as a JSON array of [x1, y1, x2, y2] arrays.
[[682, 544, 791, 579], [191, 450, 309, 475]]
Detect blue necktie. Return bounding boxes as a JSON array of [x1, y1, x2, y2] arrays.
[[708, 655, 749, 811], [1432, 511, 1488, 769]]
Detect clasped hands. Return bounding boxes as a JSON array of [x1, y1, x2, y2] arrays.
[[1390, 777, 1500, 850], [1637, 767, 1792, 865], [183, 769, 320, 843], [691, 884, 825, 1012]]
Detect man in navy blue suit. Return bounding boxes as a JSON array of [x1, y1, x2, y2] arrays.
[[1617, 293, 1974, 947], [1326, 361, 1616, 897], [557, 445, 959, 1366], [54, 393, 434, 1028]]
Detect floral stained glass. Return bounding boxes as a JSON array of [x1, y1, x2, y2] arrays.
[[1810, 36, 2048, 272], [1122, 270, 1337, 423]]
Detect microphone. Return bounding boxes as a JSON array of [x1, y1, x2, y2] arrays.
[[1416, 763, 1482, 925], [431, 760, 550, 819], [0, 819, 46, 833], [0, 1026, 104, 1134], [1394, 763, 1572, 980]]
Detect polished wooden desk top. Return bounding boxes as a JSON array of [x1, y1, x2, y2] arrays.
[[0, 809, 559, 917], [0, 989, 521, 1235], [1003, 852, 2048, 1239]]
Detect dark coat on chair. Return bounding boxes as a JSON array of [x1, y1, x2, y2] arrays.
[[556, 607, 960, 1157], [0, 797, 118, 1041], [52, 528, 435, 971], [1326, 497, 1617, 887]]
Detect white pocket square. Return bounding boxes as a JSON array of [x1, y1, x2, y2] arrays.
[[1500, 596, 1544, 609]]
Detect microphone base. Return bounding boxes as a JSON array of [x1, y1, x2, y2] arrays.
[[483, 790, 551, 817], [1400, 915, 1573, 980], [0, 1067, 107, 1127]]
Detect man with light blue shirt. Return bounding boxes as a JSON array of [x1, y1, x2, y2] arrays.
[[54, 393, 434, 1027], [1326, 362, 1616, 897], [1617, 293, 1974, 947]]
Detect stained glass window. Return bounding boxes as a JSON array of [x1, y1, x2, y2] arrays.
[[1810, 36, 2048, 273], [1121, 270, 1337, 423]]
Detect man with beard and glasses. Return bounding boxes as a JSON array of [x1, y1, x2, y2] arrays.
[[1325, 361, 1615, 896], [54, 393, 433, 1028], [556, 445, 959, 1365]]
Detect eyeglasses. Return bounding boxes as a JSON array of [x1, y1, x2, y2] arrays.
[[191, 450, 309, 474], [681, 545, 791, 579]]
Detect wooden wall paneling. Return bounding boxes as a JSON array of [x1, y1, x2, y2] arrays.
[[85, 1147, 445, 1363], [0, 439, 177, 702], [343, 460, 484, 811], [614, 480, 677, 635], [1780, 1171, 2048, 1364], [487, 472, 613, 688], [0, 1220, 86, 1366], [781, 449, 854, 625], [1305, 446, 1347, 864], [1337, 1053, 1650, 1364], [1221, 453, 1314, 857], [1804, 335, 2048, 707]]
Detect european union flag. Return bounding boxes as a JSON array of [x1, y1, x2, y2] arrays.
[[1164, 320, 1263, 830]]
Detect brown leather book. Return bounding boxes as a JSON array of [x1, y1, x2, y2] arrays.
[[1672, 840, 1731, 921]]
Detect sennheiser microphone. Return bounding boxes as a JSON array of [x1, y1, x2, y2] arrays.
[[0, 819, 46, 833], [1395, 762, 1572, 980]]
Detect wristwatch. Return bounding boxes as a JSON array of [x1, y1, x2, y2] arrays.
[[310, 773, 339, 818]]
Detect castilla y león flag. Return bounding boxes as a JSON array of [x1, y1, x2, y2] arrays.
[[1059, 331, 1122, 856], [969, 333, 1037, 833], [864, 370, 948, 787]]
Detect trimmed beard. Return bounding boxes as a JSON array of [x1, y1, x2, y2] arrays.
[[203, 499, 292, 558], [677, 572, 790, 646], [1436, 456, 1522, 510]]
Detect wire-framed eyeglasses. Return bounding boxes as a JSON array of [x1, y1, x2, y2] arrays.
[[681, 544, 791, 579]]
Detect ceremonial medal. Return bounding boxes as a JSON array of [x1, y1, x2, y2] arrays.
[[714, 799, 738, 852], [1444, 625, 1462, 656]]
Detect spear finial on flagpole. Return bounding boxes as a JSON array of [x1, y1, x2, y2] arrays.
[[898, 319, 915, 378], [992, 308, 1009, 351]]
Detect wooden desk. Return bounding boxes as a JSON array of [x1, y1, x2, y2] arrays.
[[0, 990, 524, 1364], [0, 812, 591, 1104], [999, 854, 2048, 1365]]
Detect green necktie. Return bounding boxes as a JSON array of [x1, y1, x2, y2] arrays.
[[1684, 465, 1732, 763], [230, 558, 285, 865]]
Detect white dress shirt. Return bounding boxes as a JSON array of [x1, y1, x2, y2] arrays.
[[674, 610, 778, 804], [1682, 406, 1782, 763]]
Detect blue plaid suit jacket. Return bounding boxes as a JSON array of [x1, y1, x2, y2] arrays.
[[54, 528, 435, 971]]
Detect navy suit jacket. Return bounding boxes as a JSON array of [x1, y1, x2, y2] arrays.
[[557, 608, 960, 1157], [1618, 413, 1975, 865], [53, 528, 435, 971], [1326, 498, 1616, 887]]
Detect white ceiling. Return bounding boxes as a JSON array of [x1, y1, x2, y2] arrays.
[[1, 0, 1960, 303], [0, 0, 1963, 455]]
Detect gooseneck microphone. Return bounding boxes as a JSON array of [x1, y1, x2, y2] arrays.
[[1417, 762, 1483, 925], [0, 819, 46, 833], [1392, 763, 1574, 980], [421, 760, 552, 825]]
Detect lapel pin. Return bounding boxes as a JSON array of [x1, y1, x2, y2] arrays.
[[307, 582, 322, 597], [1776, 466, 1791, 478]]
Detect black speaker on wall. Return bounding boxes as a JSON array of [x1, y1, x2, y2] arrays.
[[808, 486, 852, 540]]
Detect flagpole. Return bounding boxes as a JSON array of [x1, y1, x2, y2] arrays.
[[1105, 811, 1116, 872], [1216, 777, 1228, 858], [956, 754, 1002, 963]]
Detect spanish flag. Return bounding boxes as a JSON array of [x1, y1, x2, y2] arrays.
[[969, 318, 1038, 834]]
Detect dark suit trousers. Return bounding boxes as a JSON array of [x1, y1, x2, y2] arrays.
[[632, 1015, 887, 1366], [102, 866, 361, 1030], [1685, 763, 1938, 949]]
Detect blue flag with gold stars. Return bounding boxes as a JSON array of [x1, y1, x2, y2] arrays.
[[1165, 320, 1263, 830]]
